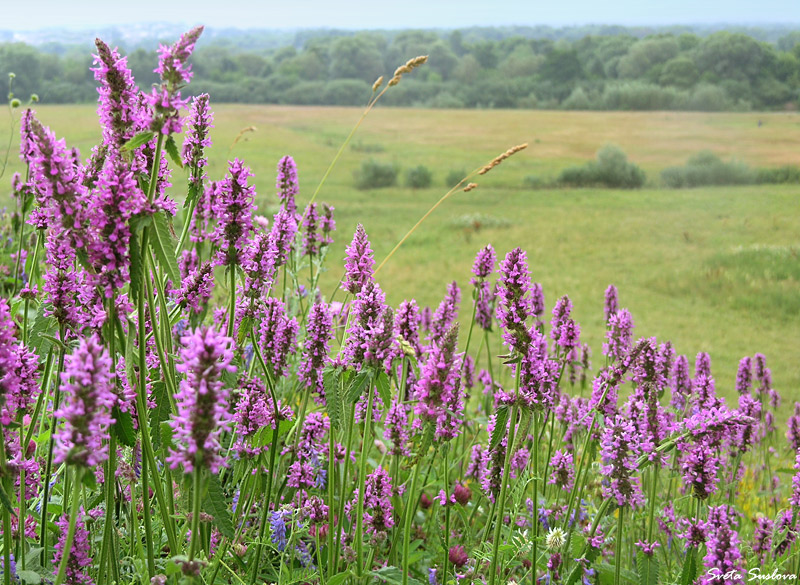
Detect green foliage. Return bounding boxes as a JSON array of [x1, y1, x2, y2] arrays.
[[661, 151, 756, 188], [445, 168, 467, 187], [756, 164, 800, 184], [558, 144, 646, 189], [405, 164, 433, 189], [354, 159, 398, 190], [602, 81, 685, 110]]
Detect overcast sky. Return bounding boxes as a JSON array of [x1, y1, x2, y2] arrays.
[[5, 0, 799, 30]]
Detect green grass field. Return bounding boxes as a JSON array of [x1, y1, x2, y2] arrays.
[[4, 104, 799, 409]]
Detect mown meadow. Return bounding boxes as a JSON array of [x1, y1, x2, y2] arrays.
[[9, 104, 800, 403]]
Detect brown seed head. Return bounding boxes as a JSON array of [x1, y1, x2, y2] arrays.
[[372, 76, 384, 92], [463, 182, 478, 192]]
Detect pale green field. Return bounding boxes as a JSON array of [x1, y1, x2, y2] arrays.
[[4, 104, 800, 409]]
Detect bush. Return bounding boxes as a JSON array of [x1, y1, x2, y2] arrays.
[[756, 165, 800, 184], [602, 81, 686, 111], [445, 169, 466, 188], [561, 87, 593, 110], [661, 151, 755, 188], [557, 144, 646, 189], [405, 165, 433, 189], [684, 83, 733, 112], [353, 159, 398, 190]]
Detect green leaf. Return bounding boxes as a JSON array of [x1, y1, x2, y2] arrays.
[[112, 406, 137, 447], [16, 570, 42, 584], [345, 368, 372, 404], [202, 474, 235, 540], [150, 210, 181, 285], [29, 304, 57, 361], [129, 229, 142, 303], [122, 130, 155, 151], [679, 548, 697, 585], [237, 316, 253, 346], [368, 566, 424, 585], [636, 552, 659, 585], [184, 183, 199, 209], [414, 421, 434, 463], [24, 548, 44, 571], [490, 404, 510, 452], [81, 471, 97, 491], [326, 572, 352, 585], [323, 367, 342, 431], [596, 562, 638, 585], [375, 370, 392, 408], [277, 418, 293, 437], [0, 482, 15, 514], [164, 136, 183, 168], [149, 381, 170, 452]]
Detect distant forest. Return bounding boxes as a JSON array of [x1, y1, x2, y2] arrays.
[[2, 25, 800, 111]]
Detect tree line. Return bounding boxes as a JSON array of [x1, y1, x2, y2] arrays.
[[2, 27, 800, 110]]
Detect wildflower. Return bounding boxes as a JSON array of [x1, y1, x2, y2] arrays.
[[670, 354, 691, 411], [93, 39, 139, 148], [495, 247, 535, 353], [514, 327, 559, 411], [53, 508, 93, 585], [603, 309, 634, 362], [174, 262, 214, 314], [299, 302, 333, 401], [752, 516, 773, 564], [395, 300, 422, 358], [414, 324, 464, 440], [258, 298, 299, 379], [599, 414, 645, 509], [429, 281, 460, 344], [384, 398, 411, 456], [342, 224, 375, 295], [343, 280, 396, 372], [54, 335, 116, 468], [449, 545, 469, 568], [270, 509, 291, 552], [786, 403, 800, 451], [143, 26, 203, 136], [702, 506, 743, 584], [276, 155, 299, 216], [212, 158, 256, 267], [735, 356, 752, 395], [360, 467, 394, 535], [546, 527, 567, 551], [549, 450, 575, 491], [167, 326, 236, 474], [634, 540, 660, 556], [453, 484, 472, 505], [268, 205, 298, 269], [604, 284, 618, 323], [182, 93, 213, 185]]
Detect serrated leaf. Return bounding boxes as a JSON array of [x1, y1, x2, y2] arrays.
[[490, 405, 510, 452], [237, 316, 253, 345], [596, 562, 638, 585], [24, 547, 44, 571], [150, 210, 181, 285], [129, 229, 143, 303], [345, 368, 372, 404], [184, 183, 199, 209], [164, 136, 183, 168], [679, 548, 697, 585], [571, 533, 587, 559], [122, 131, 155, 151], [112, 406, 137, 447], [636, 552, 659, 585], [511, 407, 532, 455], [81, 470, 97, 491], [375, 370, 391, 408], [415, 421, 434, 462], [368, 566, 424, 585], [202, 474, 235, 540], [323, 367, 342, 431], [29, 304, 56, 361]]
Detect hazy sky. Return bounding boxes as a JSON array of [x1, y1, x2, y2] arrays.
[[7, 0, 799, 30]]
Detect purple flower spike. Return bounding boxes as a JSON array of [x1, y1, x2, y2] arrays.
[[701, 506, 743, 584], [603, 308, 634, 362], [55, 334, 116, 469], [599, 414, 645, 509], [213, 158, 256, 267], [276, 155, 299, 216], [167, 326, 236, 474], [604, 284, 618, 323], [344, 280, 396, 372], [54, 508, 94, 585], [414, 324, 464, 441], [299, 302, 333, 401], [549, 450, 575, 491], [471, 244, 496, 282], [670, 354, 691, 411], [258, 298, 299, 379], [429, 281, 460, 344], [343, 224, 375, 295], [384, 398, 411, 456], [182, 93, 213, 184], [496, 247, 535, 353], [93, 39, 139, 148]]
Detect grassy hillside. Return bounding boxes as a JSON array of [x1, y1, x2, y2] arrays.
[[4, 105, 799, 407]]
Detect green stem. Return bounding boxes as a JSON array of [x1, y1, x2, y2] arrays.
[[531, 412, 540, 582], [333, 402, 356, 577], [615, 508, 624, 585], [53, 468, 85, 585], [488, 400, 520, 585], [647, 465, 659, 543], [354, 384, 376, 580], [227, 264, 236, 338], [402, 458, 424, 585], [442, 444, 451, 584], [189, 467, 204, 562], [327, 406, 337, 578]]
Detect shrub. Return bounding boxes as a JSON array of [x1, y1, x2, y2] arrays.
[[602, 81, 686, 111], [684, 83, 733, 112], [661, 151, 755, 188], [557, 144, 646, 189], [405, 165, 433, 189], [353, 159, 398, 189], [756, 165, 800, 184], [445, 169, 467, 187], [561, 87, 593, 110]]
